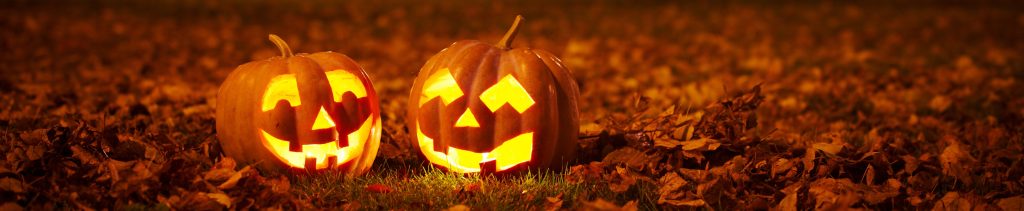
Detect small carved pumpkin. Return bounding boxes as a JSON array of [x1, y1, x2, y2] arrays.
[[216, 34, 381, 174], [408, 16, 580, 173]]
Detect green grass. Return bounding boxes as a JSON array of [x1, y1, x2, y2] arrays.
[[291, 161, 658, 209]]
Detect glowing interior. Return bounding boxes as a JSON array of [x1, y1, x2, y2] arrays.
[[311, 107, 336, 130], [261, 70, 368, 112], [324, 70, 368, 100], [416, 125, 533, 173], [454, 109, 480, 128], [479, 75, 535, 113], [261, 114, 373, 169], [258, 70, 373, 169], [262, 75, 300, 111], [419, 68, 464, 106]]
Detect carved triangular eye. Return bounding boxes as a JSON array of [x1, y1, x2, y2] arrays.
[[479, 74, 535, 113], [454, 109, 480, 128], [420, 68, 464, 106]]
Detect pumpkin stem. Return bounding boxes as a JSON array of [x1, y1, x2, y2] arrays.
[[268, 34, 294, 58], [496, 15, 524, 50]]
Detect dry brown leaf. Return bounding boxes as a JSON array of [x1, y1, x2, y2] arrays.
[[653, 138, 682, 148], [0, 202, 23, 211], [932, 192, 972, 211], [929, 95, 952, 112], [774, 191, 798, 211], [997, 196, 1024, 211], [770, 158, 795, 179], [566, 162, 605, 184], [862, 179, 900, 204], [70, 145, 101, 166], [204, 158, 238, 182], [608, 167, 638, 193], [544, 193, 564, 211], [939, 140, 974, 183], [365, 184, 394, 193], [444, 204, 471, 211], [602, 147, 653, 169], [205, 192, 232, 208], [657, 172, 688, 197], [812, 142, 843, 155], [580, 199, 638, 211], [808, 178, 859, 210], [217, 166, 251, 190], [264, 176, 291, 194], [802, 147, 816, 176], [660, 198, 706, 207], [0, 178, 26, 193]]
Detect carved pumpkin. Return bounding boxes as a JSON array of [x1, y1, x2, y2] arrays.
[[407, 16, 580, 174], [216, 34, 381, 174]]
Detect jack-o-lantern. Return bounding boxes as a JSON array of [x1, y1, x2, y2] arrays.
[[407, 16, 580, 174], [216, 34, 381, 174]]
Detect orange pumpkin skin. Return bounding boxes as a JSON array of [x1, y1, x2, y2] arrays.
[[407, 16, 580, 174], [216, 35, 381, 175]]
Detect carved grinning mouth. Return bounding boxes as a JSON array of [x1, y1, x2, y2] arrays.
[[416, 126, 532, 173], [260, 115, 373, 170]]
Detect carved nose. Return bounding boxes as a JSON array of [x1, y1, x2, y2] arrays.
[[454, 109, 480, 128], [311, 106, 336, 130]]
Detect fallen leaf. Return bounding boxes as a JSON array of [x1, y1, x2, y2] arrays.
[[608, 166, 637, 193], [770, 158, 795, 179], [653, 138, 682, 148], [581, 199, 637, 211], [365, 184, 393, 193], [660, 198, 706, 207], [218, 166, 251, 190], [0, 202, 22, 211], [808, 178, 859, 210], [544, 193, 564, 211], [774, 191, 798, 211], [812, 142, 843, 155], [657, 172, 688, 197], [0, 178, 26, 193], [932, 192, 971, 211], [802, 148, 816, 176], [204, 158, 238, 182], [602, 147, 653, 169], [70, 145, 101, 165], [205, 192, 232, 208], [929, 95, 952, 112], [444, 204, 471, 211], [997, 196, 1024, 211], [681, 138, 717, 151], [939, 139, 974, 183]]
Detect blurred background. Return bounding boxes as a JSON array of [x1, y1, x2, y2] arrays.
[[1, 0, 1022, 209]]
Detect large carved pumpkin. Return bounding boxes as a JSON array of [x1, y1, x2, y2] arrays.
[[407, 16, 580, 174], [216, 34, 381, 174]]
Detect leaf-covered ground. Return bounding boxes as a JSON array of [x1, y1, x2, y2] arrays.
[[2, 0, 1023, 210]]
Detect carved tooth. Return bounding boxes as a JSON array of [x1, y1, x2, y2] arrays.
[[304, 156, 317, 170], [326, 155, 338, 168]]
